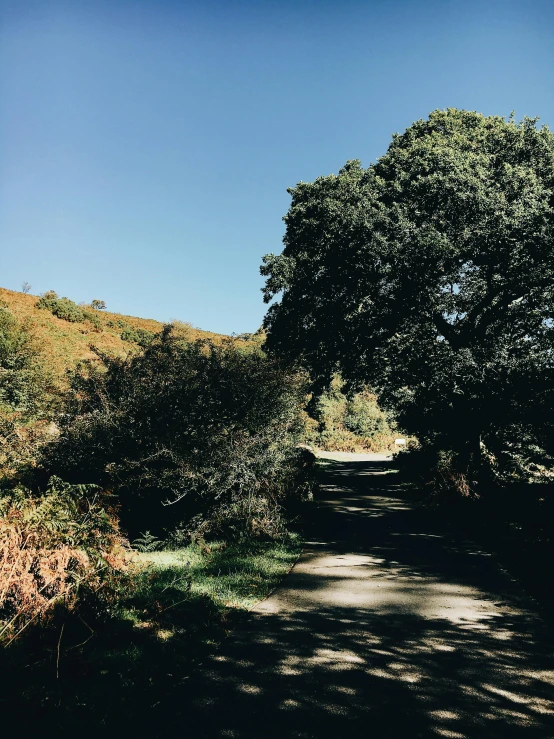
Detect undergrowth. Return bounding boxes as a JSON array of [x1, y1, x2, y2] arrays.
[[1, 536, 302, 734], [0, 478, 127, 646], [395, 444, 554, 617], [304, 377, 399, 452]]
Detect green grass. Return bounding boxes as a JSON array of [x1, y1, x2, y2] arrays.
[[2, 536, 302, 734], [137, 537, 301, 612]]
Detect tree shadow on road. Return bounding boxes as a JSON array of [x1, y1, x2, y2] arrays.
[[155, 459, 554, 739]]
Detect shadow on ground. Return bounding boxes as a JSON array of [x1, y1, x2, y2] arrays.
[[151, 458, 554, 739]]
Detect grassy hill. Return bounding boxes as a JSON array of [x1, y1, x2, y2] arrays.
[[0, 286, 225, 386]]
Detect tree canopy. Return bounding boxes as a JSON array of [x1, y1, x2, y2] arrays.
[[261, 109, 554, 470]]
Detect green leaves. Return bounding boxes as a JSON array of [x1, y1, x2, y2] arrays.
[[43, 330, 309, 537], [36, 293, 86, 323], [261, 109, 554, 467], [260, 254, 296, 303], [0, 306, 51, 417], [132, 531, 164, 552]]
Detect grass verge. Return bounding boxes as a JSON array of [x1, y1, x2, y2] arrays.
[[2, 535, 302, 735]]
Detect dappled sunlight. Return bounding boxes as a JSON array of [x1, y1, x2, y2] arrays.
[[271, 578, 505, 625], [159, 455, 554, 738], [176, 601, 554, 737]]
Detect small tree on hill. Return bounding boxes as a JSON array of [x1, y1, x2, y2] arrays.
[[91, 299, 106, 311]]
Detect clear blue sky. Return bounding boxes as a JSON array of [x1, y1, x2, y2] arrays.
[[1, 0, 553, 334]]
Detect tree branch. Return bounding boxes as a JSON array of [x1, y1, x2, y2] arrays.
[[432, 312, 464, 350]]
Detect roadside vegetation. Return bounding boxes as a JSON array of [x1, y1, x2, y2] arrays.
[[2, 537, 300, 734], [40, 327, 312, 539], [0, 300, 312, 730]]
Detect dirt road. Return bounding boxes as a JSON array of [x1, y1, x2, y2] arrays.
[[168, 454, 554, 738]]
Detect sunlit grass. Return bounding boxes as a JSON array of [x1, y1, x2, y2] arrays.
[[134, 536, 302, 614], [4, 535, 303, 733]]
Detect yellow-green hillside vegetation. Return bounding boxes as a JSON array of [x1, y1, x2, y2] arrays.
[[0, 286, 225, 386]]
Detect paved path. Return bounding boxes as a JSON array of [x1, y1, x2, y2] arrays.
[[170, 454, 554, 738]]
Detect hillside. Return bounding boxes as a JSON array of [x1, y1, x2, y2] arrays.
[[0, 287, 225, 386]]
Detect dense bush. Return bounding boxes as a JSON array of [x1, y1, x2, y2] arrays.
[[0, 305, 52, 418], [36, 292, 103, 331], [343, 391, 390, 438], [82, 310, 102, 332], [37, 291, 86, 323], [0, 477, 127, 645], [42, 328, 311, 538], [120, 326, 155, 346], [107, 319, 127, 329], [305, 377, 396, 452], [0, 305, 56, 487], [0, 307, 128, 647]]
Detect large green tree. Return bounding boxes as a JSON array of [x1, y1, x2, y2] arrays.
[[261, 110, 554, 474]]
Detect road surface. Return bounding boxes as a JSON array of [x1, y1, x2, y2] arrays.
[[167, 453, 554, 738]]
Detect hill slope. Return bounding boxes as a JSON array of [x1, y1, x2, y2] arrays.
[[0, 287, 225, 385]]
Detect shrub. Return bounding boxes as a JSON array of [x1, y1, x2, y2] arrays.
[[0, 477, 127, 645], [120, 327, 155, 347], [37, 292, 86, 323], [107, 319, 126, 329], [343, 390, 391, 437], [41, 329, 311, 538], [306, 376, 397, 451], [0, 306, 52, 418], [0, 306, 57, 506], [36, 293, 104, 332], [82, 310, 102, 332], [170, 320, 195, 339]]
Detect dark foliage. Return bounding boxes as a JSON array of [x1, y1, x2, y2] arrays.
[[262, 110, 554, 483], [42, 328, 311, 536]]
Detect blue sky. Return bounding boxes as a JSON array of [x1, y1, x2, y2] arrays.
[[1, 0, 553, 334]]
